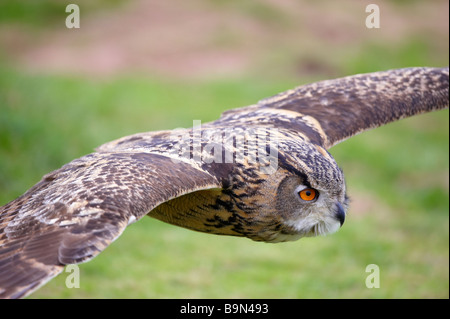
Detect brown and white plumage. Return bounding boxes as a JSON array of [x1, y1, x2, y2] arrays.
[[0, 67, 448, 298]]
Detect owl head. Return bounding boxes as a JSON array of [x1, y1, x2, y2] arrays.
[[252, 136, 348, 242]]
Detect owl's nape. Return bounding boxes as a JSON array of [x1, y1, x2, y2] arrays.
[[0, 67, 448, 298]]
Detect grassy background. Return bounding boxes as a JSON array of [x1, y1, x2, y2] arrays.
[[0, 0, 448, 298]]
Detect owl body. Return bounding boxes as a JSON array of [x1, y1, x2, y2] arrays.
[[0, 67, 447, 298], [102, 116, 348, 242]]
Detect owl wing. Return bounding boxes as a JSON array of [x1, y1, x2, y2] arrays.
[[0, 151, 224, 299], [217, 67, 449, 149]]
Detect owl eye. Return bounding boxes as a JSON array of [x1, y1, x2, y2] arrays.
[[298, 188, 318, 201]]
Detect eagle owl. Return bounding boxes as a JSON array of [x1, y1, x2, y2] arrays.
[[0, 67, 448, 298]]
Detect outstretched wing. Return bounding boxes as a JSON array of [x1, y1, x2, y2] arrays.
[[0, 151, 222, 299], [217, 67, 449, 149]]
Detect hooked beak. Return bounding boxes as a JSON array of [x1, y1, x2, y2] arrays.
[[335, 202, 346, 226]]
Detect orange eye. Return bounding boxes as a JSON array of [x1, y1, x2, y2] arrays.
[[299, 188, 318, 201]]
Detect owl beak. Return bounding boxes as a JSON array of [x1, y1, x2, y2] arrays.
[[335, 202, 346, 226]]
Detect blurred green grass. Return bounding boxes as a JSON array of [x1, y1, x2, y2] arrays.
[[0, 1, 448, 299], [0, 0, 124, 27]]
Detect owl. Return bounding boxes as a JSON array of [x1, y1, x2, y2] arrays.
[[0, 67, 448, 298]]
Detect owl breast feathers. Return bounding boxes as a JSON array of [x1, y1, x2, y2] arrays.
[[0, 67, 448, 298]]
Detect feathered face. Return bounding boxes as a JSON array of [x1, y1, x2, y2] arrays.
[[271, 174, 348, 242], [256, 141, 349, 243]]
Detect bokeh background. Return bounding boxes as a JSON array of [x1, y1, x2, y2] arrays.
[[0, 0, 448, 298]]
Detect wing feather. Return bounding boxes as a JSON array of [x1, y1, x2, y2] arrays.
[[0, 151, 221, 298], [218, 67, 449, 149]]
